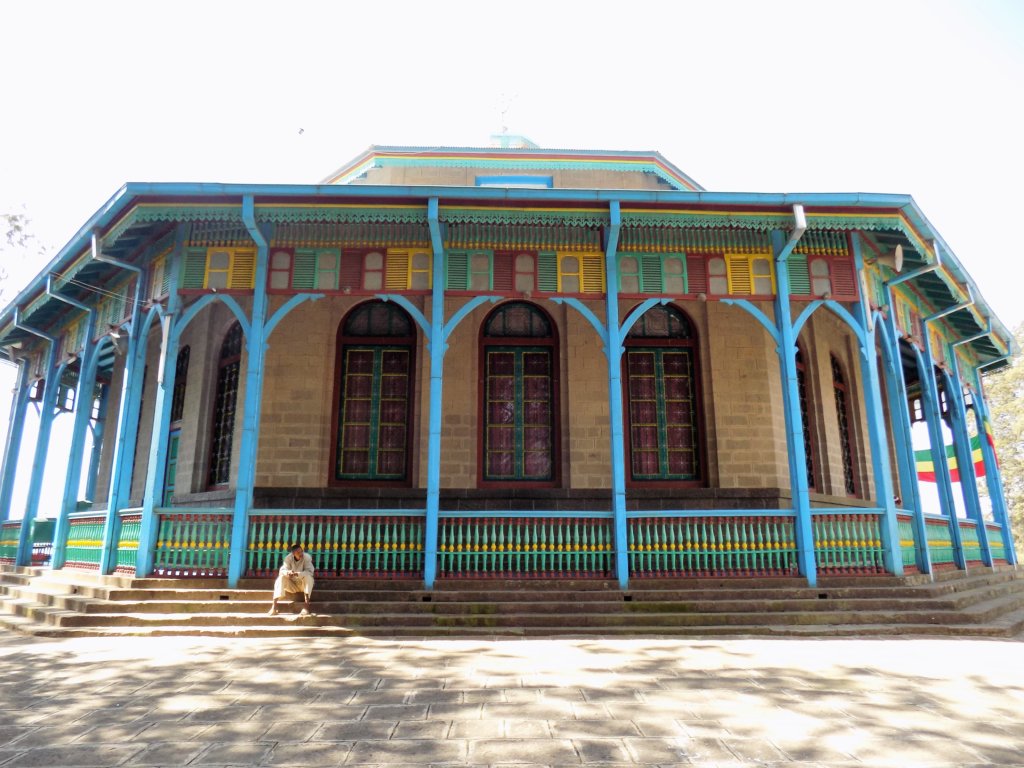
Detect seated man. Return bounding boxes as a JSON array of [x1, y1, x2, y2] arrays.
[[269, 544, 314, 615]]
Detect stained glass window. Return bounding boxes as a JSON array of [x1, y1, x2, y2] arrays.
[[482, 303, 557, 482], [624, 305, 701, 482], [335, 302, 415, 481], [208, 324, 243, 487], [832, 354, 857, 495]]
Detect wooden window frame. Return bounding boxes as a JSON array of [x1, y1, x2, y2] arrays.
[[796, 344, 818, 491], [329, 301, 416, 487], [478, 302, 561, 488], [622, 303, 705, 487], [206, 323, 243, 489], [831, 354, 859, 497]]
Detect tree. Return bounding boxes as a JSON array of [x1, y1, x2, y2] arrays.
[[1, 211, 39, 306], [982, 321, 1024, 551]]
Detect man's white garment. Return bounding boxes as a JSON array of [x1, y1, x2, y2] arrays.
[[273, 551, 315, 599]]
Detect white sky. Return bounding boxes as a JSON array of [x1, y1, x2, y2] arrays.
[[1, 0, 1023, 517]]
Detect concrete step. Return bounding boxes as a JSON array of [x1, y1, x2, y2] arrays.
[[2, 563, 1022, 639]]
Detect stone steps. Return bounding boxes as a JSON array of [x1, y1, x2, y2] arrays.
[[1, 564, 1022, 638]]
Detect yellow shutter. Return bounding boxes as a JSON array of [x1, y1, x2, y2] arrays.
[[229, 249, 256, 289], [726, 254, 752, 295], [386, 249, 411, 290], [580, 254, 606, 293]]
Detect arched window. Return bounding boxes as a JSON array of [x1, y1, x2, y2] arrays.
[[208, 325, 242, 487], [481, 302, 558, 483], [796, 345, 817, 490], [170, 346, 190, 424], [333, 301, 415, 482], [624, 305, 702, 483], [831, 354, 858, 495]]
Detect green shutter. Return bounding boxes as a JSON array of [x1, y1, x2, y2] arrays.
[[788, 254, 811, 295], [641, 254, 663, 293], [181, 248, 207, 289], [292, 249, 317, 289], [446, 251, 468, 290], [537, 251, 558, 292]]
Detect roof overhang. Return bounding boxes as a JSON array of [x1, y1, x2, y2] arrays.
[[0, 182, 1014, 370]]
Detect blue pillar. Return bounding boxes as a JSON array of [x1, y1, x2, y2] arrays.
[[138, 227, 186, 577], [971, 376, 1018, 565], [916, 343, 966, 569], [14, 316, 61, 566], [881, 293, 931, 573], [944, 366, 992, 566], [50, 301, 98, 571], [84, 384, 110, 503], [226, 199, 271, 587], [601, 202, 630, 589], [423, 197, 446, 590], [0, 358, 31, 524], [98, 271, 149, 574], [771, 227, 816, 586], [849, 238, 902, 575]]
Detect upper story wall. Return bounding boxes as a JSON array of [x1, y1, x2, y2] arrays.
[[346, 164, 676, 191]]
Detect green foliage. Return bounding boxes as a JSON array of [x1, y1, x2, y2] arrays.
[[983, 322, 1024, 551]]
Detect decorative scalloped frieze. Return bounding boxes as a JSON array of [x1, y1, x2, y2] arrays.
[[440, 207, 608, 227], [257, 205, 427, 225]]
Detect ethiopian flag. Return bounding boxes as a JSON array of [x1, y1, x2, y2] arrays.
[[916, 435, 987, 482]]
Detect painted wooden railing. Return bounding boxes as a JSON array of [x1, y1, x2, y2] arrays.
[[896, 513, 918, 571], [153, 509, 231, 577], [924, 514, 957, 568], [986, 523, 1006, 563], [0, 519, 55, 566], [628, 513, 797, 577], [247, 512, 425, 578], [439, 514, 613, 577], [0, 521, 19, 563], [114, 509, 142, 574], [64, 507, 998, 581], [64, 513, 107, 570], [812, 512, 886, 574], [958, 519, 983, 564]]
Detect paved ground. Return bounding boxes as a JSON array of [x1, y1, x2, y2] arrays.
[[0, 631, 1021, 767]]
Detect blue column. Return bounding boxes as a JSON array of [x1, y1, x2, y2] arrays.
[[944, 366, 992, 566], [16, 340, 61, 566], [227, 199, 271, 587], [0, 358, 31, 523], [51, 314, 99, 571], [98, 294, 150, 574], [850, 239, 902, 575], [771, 229, 816, 586], [601, 202, 629, 589], [971, 377, 1018, 565], [423, 197, 446, 590], [137, 227, 186, 577], [916, 343, 965, 569], [84, 384, 110, 503], [880, 294, 931, 573]]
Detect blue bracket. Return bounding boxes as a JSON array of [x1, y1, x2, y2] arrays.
[[172, 293, 251, 344], [265, 293, 325, 339], [377, 294, 432, 340], [720, 298, 781, 347], [621, 298, 672, 340], [443, 296, 501, 347], [550, 297, 609, 354]]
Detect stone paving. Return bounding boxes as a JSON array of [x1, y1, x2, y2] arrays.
[[0, 630, 1021, 767]]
